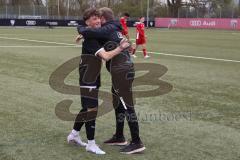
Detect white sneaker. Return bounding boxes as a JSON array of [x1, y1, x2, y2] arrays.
[[67, 133, 87, 147], [144, 55, 150, 58], [132, 54, 137, 58], [86, 141, 106, 155]]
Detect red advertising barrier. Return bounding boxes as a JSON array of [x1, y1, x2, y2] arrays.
[[155, 18, 240, 30]]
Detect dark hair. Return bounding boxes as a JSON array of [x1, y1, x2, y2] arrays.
[[99, 7, 114, 21], [124, 13, 130, 17], [83, 8, 100, 21]]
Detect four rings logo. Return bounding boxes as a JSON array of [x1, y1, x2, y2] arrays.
[[190, 20, 201, 26], [26, 20, 36, 26]]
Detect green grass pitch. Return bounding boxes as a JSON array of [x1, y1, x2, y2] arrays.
[[0, 27, 240, 160]]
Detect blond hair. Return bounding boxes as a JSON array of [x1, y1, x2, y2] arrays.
[[99, 7, 114, 21]]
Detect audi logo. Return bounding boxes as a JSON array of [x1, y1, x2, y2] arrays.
[[26, 20, 36, 26], [190, 20, 201, 26]]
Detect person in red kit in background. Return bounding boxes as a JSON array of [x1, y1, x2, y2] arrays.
[[132, 16, 150, 58], [120, 13, 130, 40]]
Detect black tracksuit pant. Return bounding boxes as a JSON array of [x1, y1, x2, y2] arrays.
[[110, 67, 141, 143], [73, 88, 98, 140]]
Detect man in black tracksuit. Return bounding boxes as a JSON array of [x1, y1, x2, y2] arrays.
[[78, 7, 145, 154], [67, 8, 129, 155]]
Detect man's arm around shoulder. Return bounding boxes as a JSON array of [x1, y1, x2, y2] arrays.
[[77, 24, 117, 39]]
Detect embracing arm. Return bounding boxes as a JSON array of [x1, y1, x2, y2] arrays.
[[77, 24, 117, 39], [95, 39, 130, 61], [75, 34, 83, 43]]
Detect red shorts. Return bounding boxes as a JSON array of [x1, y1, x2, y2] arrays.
[[121, 29, 128, 36], [136, 37, 146, 45]]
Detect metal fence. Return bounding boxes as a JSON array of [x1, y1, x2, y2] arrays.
[[0, 5, 81, 20], [177, 6, 240, 18], [0, 5, 239, 19]]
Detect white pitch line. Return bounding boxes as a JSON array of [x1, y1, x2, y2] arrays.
[[0, 36, 76, 46], [0, 36, 239, 63], [144, 51, 240, 63]]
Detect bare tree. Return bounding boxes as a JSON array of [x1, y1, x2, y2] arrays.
[[167, 0, 182, 17]]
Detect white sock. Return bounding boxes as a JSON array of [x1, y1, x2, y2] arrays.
[[88, 140, 95, 145], [71, 129, 79, 136]]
